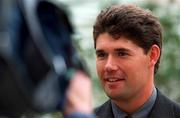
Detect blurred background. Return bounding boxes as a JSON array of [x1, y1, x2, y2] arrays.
[[0, 0, 180, 117]]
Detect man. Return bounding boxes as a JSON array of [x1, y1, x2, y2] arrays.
[[93, 4, 180, 118]]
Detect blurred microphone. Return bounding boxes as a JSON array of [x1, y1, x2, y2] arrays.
[[0, 0, 89, 117]]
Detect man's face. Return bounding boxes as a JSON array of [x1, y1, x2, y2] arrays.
[[95, 33, 153, 102]]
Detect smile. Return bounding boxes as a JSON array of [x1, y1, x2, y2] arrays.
[[104, 77, 125, 82]]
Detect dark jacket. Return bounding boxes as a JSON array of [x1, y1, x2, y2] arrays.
[[95, 90, 180, 118]]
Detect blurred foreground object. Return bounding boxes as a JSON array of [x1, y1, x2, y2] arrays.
[[0, 0, 88, 117]]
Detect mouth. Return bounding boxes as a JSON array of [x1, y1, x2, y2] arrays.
[[104, 77, 125, 82], [103, 77, 126, 90]]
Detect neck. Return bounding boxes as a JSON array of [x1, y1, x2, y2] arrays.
[[113, 79, 154, 114]]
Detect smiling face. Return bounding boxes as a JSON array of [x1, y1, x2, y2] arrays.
[[95, 33, 157, 103]]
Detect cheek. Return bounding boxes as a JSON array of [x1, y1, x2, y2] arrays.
[[127, 56, 149, 72], [126, 59, 149, 84], [96, 61, 104, 78]]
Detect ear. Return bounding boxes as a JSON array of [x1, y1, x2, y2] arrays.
[[148, 44, 160, 67]]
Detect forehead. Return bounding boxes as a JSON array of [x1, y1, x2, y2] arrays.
[[96, 33, 139, 50]]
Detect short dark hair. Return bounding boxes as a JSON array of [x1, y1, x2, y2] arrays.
[[93, 4, 162, 74]]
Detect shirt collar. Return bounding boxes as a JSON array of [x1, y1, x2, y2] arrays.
[[111, 87, 157, 118]]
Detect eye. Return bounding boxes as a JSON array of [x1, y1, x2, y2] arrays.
[[117, 51, 128, 57], [96, 52, 107, 59]]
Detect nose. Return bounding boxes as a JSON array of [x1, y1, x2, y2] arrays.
[[105, 56, 118, 72]]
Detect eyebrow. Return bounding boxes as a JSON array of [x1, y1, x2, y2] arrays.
[[114, 48, 131, 52], [95, 48, 131, 54], [95, 49, 104, 54]]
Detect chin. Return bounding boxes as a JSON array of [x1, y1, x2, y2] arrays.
[[106, 92, 120, 99]]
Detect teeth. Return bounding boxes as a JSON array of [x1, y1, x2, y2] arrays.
[[104, 77, 125, 82], [108, 79, 119, 82]]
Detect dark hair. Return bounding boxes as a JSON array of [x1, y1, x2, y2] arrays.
[[93, 4, 162, 74]]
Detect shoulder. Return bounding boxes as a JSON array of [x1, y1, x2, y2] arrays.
[[153, 89, 180, 117], [164, 96, 180, 118], [94, 100, 114, 118], [172, 100, 180, 117], [157, 89, 180, 109]]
